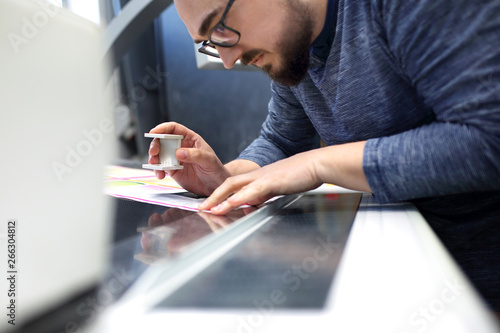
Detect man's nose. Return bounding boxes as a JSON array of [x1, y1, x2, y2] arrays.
[[217, 46, 243, 69]]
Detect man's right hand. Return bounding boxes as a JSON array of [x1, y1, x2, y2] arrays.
[[148, 122, 230, 196]]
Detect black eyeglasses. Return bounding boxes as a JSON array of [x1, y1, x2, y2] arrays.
[[198, 0, 240, 58]]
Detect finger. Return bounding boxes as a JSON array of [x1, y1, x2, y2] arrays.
[[175, 147, 217, 167], [148, 154, 159, 164], [209, 214, 232, 227], [227, 185, 274, 208], [150, 122, 192, 137], [209, 187, 272, 215], [148, 212, 163, 227], [210, 200, 237, 215], [209, 191, 270, 215], [148, 146, 165, 179], [140, 234, 151, 252], [155, 170, 166, 179], [208, 177, 269, 215], [148, 138, 161, 157], [147, 139, 167, 179], [199, 176, 248, 211], [175, 148, 189, 163], [197, 212, 230, 230]]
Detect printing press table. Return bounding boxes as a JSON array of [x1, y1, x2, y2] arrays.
[[89, 191, 499, 333]]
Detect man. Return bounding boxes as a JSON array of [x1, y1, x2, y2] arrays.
[[149, 0, 500, 314]]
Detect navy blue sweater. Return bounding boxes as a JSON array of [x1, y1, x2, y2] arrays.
[[239, 0, 500, 309]]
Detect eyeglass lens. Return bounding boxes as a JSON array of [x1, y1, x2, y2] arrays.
[[211, 25, 239, 46]]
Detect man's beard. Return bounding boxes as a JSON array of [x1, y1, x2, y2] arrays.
[[241, 3, 314, 86]]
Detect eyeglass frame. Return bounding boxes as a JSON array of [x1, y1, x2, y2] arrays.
[[198, 0, 240, 58]]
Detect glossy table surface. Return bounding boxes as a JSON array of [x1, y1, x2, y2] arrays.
[[92, 192, 499, 333]]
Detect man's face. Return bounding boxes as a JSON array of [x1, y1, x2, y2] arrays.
[[175, 0, 314, 86]]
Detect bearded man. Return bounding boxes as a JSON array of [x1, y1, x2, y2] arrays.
[[148, 0, 500, 316]]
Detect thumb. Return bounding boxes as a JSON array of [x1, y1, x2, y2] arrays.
[[176, 148, 215, 166], [176, 148, 189, 162]]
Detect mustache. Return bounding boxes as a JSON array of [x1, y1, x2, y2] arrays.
[[240, 49, 266, 66]]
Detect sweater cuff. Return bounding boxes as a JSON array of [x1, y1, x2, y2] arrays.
[[363, 138, 396, 204]]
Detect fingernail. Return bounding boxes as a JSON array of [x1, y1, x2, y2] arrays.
[[177, 149, 188, 159], [211, 204, 223, 213], [198, 200, 208, 210]]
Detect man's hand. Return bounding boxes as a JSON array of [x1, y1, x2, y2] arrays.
[[148, 122, 230, 196], [198, 141, 372, 215], [198, 150, 324, 214]]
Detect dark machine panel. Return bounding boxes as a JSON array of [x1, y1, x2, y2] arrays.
[[157, 193, 361, 309]]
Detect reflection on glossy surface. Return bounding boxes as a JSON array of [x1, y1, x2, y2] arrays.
[[107, 198, 257, 300], [156, 194, 361, 309], [136, 208, 256, 264]]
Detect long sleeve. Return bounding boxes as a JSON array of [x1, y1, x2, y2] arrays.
[[364, 0, 500, 203], [238, 82, 320, 166]]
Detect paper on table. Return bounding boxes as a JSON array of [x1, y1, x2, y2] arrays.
[[104, 165, 206, 211], [103, 166, 351, 212]]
